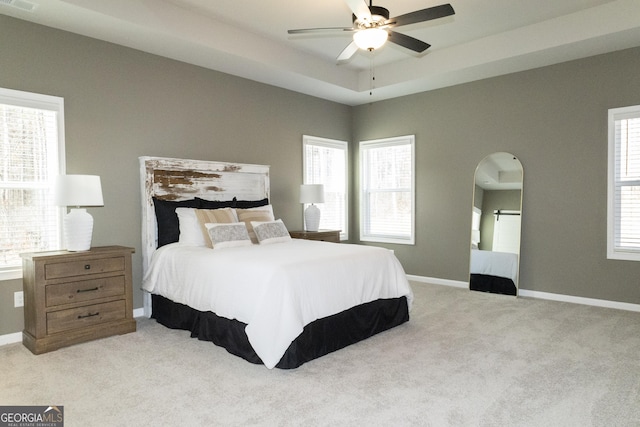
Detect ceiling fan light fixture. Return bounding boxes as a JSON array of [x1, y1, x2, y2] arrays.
[[353, 27, 388, 51]]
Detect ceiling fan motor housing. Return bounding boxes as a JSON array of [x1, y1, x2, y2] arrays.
[[353, 5, 390, 27]]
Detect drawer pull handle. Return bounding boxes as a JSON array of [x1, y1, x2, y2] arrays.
[[84, 264, 91, 270], [78, 312, 100, 319], [77, 287, 99, 293]]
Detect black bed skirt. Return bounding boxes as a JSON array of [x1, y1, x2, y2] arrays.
[[470, 273, 517, 296], [151, 294, 409, 369]]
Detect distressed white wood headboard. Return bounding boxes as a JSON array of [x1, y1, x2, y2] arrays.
[[139, 156, 270, 315]]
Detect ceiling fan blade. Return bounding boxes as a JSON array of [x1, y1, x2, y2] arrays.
[[344, 0, 371, 22], [388, 31, 430, 53], [288, 27, 355, 35], [390, 3, 454, 27], [337, 41, 359, 62]]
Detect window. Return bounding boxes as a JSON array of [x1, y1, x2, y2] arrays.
[[0, 88, 65, 280], [303, 136, 348, 240], [360, 135, 415, 244], [608, 105, 640, 261]]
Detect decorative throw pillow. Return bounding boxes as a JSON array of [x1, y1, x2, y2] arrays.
[[195, 208, 238, 248], [176, 207, 207, 247], [236, 205, 275, 243], [205, 223, 252, 250], [251, 219, 291, 245]]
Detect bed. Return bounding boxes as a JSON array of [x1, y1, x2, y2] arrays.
[[469, 249, 518, 296], [139, 156, 413, 369]]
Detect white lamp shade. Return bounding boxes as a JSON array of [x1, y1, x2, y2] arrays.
[[54, 175, 104, 251], [54, 175, 104, 207], [299, 184, 325, 204], [353, 28, 388, 51]]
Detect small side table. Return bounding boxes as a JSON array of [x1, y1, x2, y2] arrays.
[[20, 246, 136, 354], [289, 230, 341, 243]]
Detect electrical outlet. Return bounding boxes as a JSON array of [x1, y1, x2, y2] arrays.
[[14, 291, 24, 308]]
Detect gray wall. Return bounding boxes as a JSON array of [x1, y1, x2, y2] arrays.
[[353, 47, 640, 303], [0, 16, 351, 335], [2, 15, 640, 337]]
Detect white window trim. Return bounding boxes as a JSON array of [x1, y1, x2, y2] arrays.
[[0, 87, 66, 281], [359, 135, 415, 245], [607, 105, 640, 261], [302, 135, 349, 240]]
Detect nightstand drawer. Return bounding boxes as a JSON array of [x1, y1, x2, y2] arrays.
[[46, 276, 125, 307], [47, 300, 126, 334], [45, 256, 125, 280]]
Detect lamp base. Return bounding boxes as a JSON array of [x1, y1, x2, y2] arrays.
[[64, 208, 94, 251], [304, 204, 321, 232]]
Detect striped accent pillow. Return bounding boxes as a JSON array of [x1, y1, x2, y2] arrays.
[[236, 205, 275, 243], [195, 208, 238, 248]]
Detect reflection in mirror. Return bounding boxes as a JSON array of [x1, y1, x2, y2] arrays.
[[469, 152, 523, 296]]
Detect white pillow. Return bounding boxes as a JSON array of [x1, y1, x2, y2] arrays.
[[204, 222, 252, 250], [251, 219, 291, 245], [176, 207, 207, 247]]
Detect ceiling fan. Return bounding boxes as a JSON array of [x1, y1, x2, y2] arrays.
[[288, 0, 455, 62]]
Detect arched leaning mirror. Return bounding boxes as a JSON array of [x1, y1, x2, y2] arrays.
[[469, 152, 523, 296]]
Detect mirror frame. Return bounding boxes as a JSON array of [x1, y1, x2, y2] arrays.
[[469, 152, 523, 296]]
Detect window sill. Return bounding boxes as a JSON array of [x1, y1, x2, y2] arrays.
[[0, 268, 22, 281], [360, 236, 415, 245], [607, 250, 640, 262]]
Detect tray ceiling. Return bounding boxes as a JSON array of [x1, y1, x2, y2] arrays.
[[2, 0, 640, 105]]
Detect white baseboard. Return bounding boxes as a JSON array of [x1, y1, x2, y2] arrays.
[[0, 332, 22, 346], [517, 289, 640, 312], [408, 275, 640, 313], [407, 275, 468, 288]]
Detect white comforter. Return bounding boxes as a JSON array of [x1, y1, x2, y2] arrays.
[[142, 239, 413, 368], [470, 249, 519, 283]]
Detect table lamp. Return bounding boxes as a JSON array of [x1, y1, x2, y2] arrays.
[[300, 184, 324, 232], [54, 174, 104, 251]]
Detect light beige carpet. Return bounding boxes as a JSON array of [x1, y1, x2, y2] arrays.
[[1, 282, 639, 426]]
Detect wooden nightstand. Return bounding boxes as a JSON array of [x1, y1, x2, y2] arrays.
[[289, 230, 341, 243], [20, 246, 136, 354]]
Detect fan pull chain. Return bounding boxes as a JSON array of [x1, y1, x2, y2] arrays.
[[369, 55, 375, 96]]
